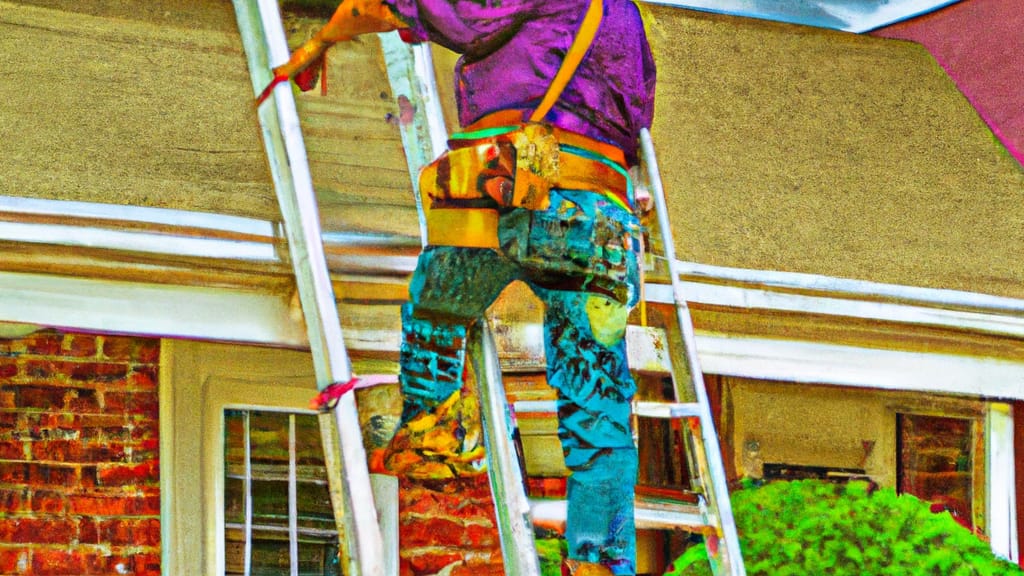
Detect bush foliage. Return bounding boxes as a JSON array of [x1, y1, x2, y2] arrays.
[[667, 479, 1022, 576], [537, 534, 568, 576]]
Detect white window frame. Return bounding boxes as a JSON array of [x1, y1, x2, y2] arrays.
[[988, 403, 1019, 563], [160, 339, 318, 576]]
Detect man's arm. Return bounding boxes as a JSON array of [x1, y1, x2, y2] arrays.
[[275, 0, 407, 79], [258, 0, 407, 103]]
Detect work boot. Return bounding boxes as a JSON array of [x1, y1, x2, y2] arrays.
[[378, 385, 486, 479]]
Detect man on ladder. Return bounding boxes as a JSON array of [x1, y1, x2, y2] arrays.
[[264, 0, 656, 573]]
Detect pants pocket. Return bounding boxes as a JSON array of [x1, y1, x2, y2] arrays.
[[499, 190, 640, 305]]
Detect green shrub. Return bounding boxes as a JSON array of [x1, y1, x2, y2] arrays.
[[666, 479, 1022, 575], [537, 530, 568, 576]]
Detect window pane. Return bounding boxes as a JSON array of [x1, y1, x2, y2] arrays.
[[224, 409, 341, 576], [898, 413, 975, 529]]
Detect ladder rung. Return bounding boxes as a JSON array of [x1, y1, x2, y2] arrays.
[[530, 498, 711, 532], [514, 400, 557, 414], [514, 400, 702, 420], [633, 401, 702, 420]]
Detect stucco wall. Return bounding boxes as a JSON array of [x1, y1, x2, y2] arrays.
[[645, 5, 1024, 299], [722, 377, 988, 491]]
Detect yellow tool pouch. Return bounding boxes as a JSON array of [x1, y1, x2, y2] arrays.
[[507, 123, 560, 210], [419, 122, 560, 212], [416, 0, 608, 248]]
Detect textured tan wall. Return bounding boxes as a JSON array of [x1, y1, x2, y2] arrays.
[[0, 0, 417, 236], [644, 6, 1024, 298], [2, 1, 1022, 299], [0, 1, 275, 218], [723, 377, 988, 489]]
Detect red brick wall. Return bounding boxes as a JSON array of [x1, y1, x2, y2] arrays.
[[398, 476, 503, 576], [0, 331, 160, 575]]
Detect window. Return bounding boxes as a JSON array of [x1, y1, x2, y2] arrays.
[[223, 409, 340, 576], [161, 339, 400, 575], [160, 339, 327, 575], [897, 413, 981, 531]]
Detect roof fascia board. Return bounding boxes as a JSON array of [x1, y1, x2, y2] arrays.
[[0, 195, 275, 237], [639, 0, 963, 33], [0, 220, 278, 262], [647, 278, 1024, 340], [0, 270, 307, 347], [699, 334, 1024, 401]]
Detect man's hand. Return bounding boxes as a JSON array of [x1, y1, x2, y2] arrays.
[[255, 42, 330, 106], [293, 52, 325, 92], [254, 0, 407, 106]]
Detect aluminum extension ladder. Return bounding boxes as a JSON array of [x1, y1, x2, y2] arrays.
[[376, 27, 747, 576], [234, 1, 392, 575], [634, 127, 747, 576]]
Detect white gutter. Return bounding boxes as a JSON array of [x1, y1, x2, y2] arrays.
[[639, 0, 962, 34], [674, 260, 1024, 315], [0, 220, 277, 261]]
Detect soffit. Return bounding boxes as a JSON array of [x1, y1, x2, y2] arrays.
[[644, 0, 960, 32]]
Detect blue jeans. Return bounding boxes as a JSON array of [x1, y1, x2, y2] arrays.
[[398, 190, 641, 574]]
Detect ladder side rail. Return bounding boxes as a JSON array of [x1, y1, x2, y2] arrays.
[[380, 35, 450, 247], [234, 2, 384, 574], [639, 128, 746, 576], [470, 321, 543, 576]]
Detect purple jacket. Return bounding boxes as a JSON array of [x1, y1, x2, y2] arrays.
[[386, 0, 656, 163]]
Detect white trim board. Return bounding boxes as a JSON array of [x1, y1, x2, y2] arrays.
[[2, 269, 1024, 402], [647, 280, 1024, 340], [7, 266, 1021, 401], [0, 220, 278, 262], [700, 334, 1024, 401], [0, 270, 307, 347], [0, 194, 274, 237], [987, 404, 1019, 563]]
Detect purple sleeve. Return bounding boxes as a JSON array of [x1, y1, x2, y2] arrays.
[[385, 0, 541, 52]]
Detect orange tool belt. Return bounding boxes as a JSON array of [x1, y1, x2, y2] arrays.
[[420, 112, 634, 248], [418, 0, 627, 249]]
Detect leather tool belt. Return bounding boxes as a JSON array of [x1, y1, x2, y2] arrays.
[[416, 0, 616, 249], [419, 121, 633, 214]]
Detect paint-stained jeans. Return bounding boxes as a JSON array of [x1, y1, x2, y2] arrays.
[[395, 189, 641, 574]]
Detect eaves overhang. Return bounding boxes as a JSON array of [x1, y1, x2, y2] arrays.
[[641, 0, 962, 33]]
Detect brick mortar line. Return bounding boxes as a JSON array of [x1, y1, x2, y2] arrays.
[[400, 545, 499, 556], [0, 512, 161, 518], [401, 512, 495, 526]]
